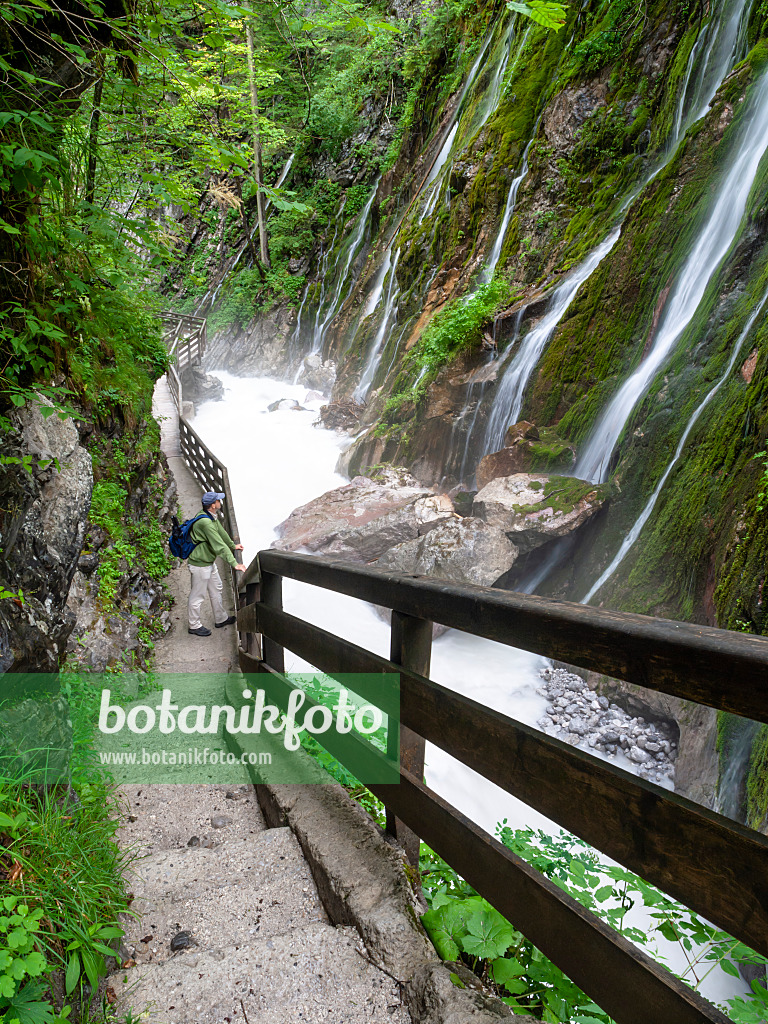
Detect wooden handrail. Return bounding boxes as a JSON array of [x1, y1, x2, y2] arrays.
[[234, 547, 768, 1024]]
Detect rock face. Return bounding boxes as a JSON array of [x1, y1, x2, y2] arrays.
[[473, 474, 609, 554], [273, 470, 455, 563], [0, 402, 93, 672], [297, 354, 337, 397], [476, 422, 576, 490], [375, 517, 519, 588], [181, 366, 224, 404]]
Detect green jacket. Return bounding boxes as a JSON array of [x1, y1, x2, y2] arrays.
[[188, 512, 237, 568]]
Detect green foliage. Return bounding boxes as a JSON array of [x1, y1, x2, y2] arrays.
[[0, 768, 129, 1023], [507, 0, 568, 31], [381, 280, 510, 426], [420, 825, 768, 1022]]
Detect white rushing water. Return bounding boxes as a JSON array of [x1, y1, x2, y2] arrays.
[[189, 371, 748, 1009], [473, 0, 752, 470], [479, 137, 533, 285], [483, 228, 621, 454], [582, 286, 768, 603], [576, 69, 768, 484], [355, 248, 401, 401]]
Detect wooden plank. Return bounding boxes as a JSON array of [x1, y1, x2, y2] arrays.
[[243, 600, 768, 955], [370, 767, 731, 1024], [257, 550, 768, 722], [260, 572, 285, 674], [386, 610, 431, 866]]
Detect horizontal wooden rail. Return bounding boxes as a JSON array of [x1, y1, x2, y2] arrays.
[[257, 550, 768, 723], [238, 599, 768, 958]]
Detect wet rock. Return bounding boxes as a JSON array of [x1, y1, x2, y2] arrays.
[[304, 391, 324, 402], [273, 472, 456, 563], [267, 398, 304, 412], [473, 473, 609, 554], [297, 353, 336, 396], [476, 423, 576, 490], [375, 517, 519, 588], [181, 365, 225, 403]]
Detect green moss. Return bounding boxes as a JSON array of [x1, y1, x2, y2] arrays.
[[746, 724, 768, 831], [510, 476, 610, 516]]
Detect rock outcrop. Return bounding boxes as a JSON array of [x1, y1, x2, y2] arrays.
[[273, 470, 455, 563], [473, 473, 609, 553], [476, 421, 576, 489], [0, 401, 93, 672], [375, 516, 519, 588]]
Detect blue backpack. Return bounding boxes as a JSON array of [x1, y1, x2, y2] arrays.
[[169, 512, 212, 559]]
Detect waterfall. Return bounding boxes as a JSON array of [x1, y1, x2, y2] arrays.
[[576, 69, 768, 485], [469, 0, 752, 477], [672, 0, 750, 144], [581, 285, 768, 604], [483, 229, 621, 455], [355, 249, 401, 401], [307, 182, 380, 359], [420, 19, 518, 219], [715, 720, 760, 822], [479, 135, 535, 286]]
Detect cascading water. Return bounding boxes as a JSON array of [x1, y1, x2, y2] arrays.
[[478, 133, 536, 286], [355, 249, 401, 401], [466, 0, 752, 480], [581, 285, 768, 604], [483, 229, 621, 455], [306, 183, 381, 360], [576, 69, 768, 485]]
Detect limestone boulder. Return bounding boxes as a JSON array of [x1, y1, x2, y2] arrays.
[[273, 472, 456, 563], [375, 517, 519, 588], [473, 473, 609, 554], [297, 354, 336, 396], [318, 400, 364, 433], [181, 365, 225, 403], [476, 422, 576, 489]]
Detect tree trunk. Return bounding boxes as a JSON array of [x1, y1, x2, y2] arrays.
[[85, 71, 104, 207], [245, 21, 270, 269]]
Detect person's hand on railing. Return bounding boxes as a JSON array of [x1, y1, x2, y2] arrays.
[[234, 543, 244, 552], [235, 563, 246, 572]]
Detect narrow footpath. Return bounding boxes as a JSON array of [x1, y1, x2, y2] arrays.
[[109, 378, 413, 1023]]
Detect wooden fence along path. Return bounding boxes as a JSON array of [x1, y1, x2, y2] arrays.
[[160, 311, 768, 1024]]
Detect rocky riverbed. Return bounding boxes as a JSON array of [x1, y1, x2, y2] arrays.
[[535, 666, 677, 785]]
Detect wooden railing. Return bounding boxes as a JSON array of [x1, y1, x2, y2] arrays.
[[235, 548, 768, 1024], [160, 311, 243, 613], [159, 311, 206, 375]]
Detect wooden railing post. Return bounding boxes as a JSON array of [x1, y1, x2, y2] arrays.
[[386, 609, 431, 867], [261, 571, 285, 674]]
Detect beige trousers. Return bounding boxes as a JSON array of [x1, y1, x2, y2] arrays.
[[188, 562, 227, 629]]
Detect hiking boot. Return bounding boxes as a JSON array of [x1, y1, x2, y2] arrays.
[[215, 615, 237, 628], [188, 626, 212, 636]]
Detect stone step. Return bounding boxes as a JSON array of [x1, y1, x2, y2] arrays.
[[127, 828, 306, 902], [112, 921, 410, 1024], [118, 783, 265, 856], [122, 858, 327, 965]]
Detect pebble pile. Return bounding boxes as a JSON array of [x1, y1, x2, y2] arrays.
[[536, 666, 677, 784]]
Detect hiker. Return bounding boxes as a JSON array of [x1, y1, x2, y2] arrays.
[[187, 491, 246, 637]]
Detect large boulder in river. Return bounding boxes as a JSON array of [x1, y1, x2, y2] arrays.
[[473, 474, 609, 554], [297, 353, 336, 396], [272, 470, 456, 563], [375, 517, 519, 588], [476, 421, 576, 489]]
